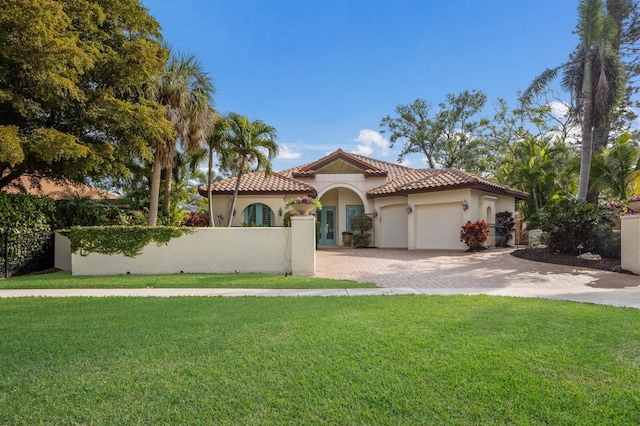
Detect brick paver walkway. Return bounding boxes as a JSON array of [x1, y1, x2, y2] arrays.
[[316, 248, 640, 290]]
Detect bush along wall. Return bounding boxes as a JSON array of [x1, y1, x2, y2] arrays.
[[69, 226, 193, 257]]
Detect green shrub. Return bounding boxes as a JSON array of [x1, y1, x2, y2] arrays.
[[593, 227, 621, 258], [460, 220, 489, 250], [0, 193, 55, 232], [352, 233, 371, 248], [349, 214, 373, 233], [55, 196, 108, 228], [495, 211, 515, 246], [538, 199, 612, 253]]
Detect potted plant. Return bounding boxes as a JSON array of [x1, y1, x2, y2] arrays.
[[349, 214, 373, 248], [342, 231, 353, 246], [285, 196, 322, 215], [627, 195, 640, 213]]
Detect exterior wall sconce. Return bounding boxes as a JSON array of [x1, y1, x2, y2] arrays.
[[278, 207, 283, 216], [462, 200, 469, 211], [373, 210, 378, 218], [406, 205, 413, 214]]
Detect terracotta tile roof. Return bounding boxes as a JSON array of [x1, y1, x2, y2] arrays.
[[281, 149, 411, 180], [2, 174, 118, 200], [198, 171, 317, 196], [201, 149, 527, 200], [367, 168, 528, 199]]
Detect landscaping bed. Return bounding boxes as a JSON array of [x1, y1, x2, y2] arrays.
[[512, 247, 627, 273]]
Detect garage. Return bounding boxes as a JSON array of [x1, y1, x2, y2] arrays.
[[415, 203, 464, 249], [380, 204, 409, 248]]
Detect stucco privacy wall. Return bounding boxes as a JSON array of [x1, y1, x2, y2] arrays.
[[60, 221, 316, 276], [621, 215, 640, 274]]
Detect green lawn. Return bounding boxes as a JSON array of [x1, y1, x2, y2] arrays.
[[0, 270, 374, 289], [1, 296, 638, 424]]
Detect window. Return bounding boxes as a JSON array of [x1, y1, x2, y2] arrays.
[[243, 203, 275, 226]]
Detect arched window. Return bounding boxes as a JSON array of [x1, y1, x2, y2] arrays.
[[243, 203, 275, 226]]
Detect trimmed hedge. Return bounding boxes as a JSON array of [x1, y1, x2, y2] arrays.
[[0, 192, 55, 232]]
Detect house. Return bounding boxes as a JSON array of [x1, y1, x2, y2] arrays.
[[2, 173, 117, 200], [198, 149, 527, 250]]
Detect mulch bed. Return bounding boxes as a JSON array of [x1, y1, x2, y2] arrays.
[[511, 248, 630, 274]]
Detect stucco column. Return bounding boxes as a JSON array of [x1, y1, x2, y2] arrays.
[[621, 215, 640, 274], [291, 215, 316, 276]]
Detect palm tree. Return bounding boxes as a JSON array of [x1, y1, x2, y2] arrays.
[[521, 0, 621, 201], [497, 136, 573, 220], [590, 132, 640, 201], [576, 0, 618, 200], [189, 113, 228, 226], [221, 112, 278, 227], [147, 48, 215, 226]]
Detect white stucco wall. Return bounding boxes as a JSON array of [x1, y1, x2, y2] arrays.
[[621, 215, 640, 274], [68, 225, 316, 276], [54, 233, 71, 271]]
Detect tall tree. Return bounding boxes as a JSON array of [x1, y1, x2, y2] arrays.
[[189, 114, 228, 226], [147, 50, 215, 226], [521, 0, 624, 202], [221, 113, 278, 227], [380, 90, 488, 171], [0, 0, 172, 190], [577, 0, 618, 200]]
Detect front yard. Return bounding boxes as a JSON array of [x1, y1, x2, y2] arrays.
[[0, 271, 374, 289], [1, 296, 638, 424]]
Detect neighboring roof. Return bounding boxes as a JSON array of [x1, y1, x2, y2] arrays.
[[200, 149, 527, 200], [2, 174, 118, 200], [367, 168, 528, 199], [198, 171, 317, 197]]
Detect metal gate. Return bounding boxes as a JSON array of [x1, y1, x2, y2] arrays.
[[1, 230, 54, 278]]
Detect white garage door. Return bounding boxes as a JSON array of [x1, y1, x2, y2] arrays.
[[380, 205, 409, 248], [415, 203, 464, 249]]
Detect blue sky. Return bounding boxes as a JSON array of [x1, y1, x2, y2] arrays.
[[142, 0, 581, 171]]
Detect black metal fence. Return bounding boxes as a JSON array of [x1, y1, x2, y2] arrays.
[[1, 230, 54, 278]]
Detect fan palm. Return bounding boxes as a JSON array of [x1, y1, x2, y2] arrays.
[[221, 113, 278, 227], [147, 48, 215, 226]]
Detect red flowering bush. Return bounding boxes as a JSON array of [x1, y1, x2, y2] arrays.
[[180, 212, 208, 227], [460, 220, 489, 250]]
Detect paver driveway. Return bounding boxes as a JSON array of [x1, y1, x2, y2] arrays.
[[316, 248, 640, 307]]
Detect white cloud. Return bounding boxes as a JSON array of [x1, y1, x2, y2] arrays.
[[549, 100, 570, 119], [277, 144, 302, 160], [351, 129, 389, 157]]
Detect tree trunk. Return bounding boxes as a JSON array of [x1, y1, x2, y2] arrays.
[[578, 58, 594, 201], [227, 171, 243, 227], [148, 147, 163, 227], [207, 148, 214, 227], [162, 167, 172, 217], [0, 166, 26, 189], [586, 125, 611, 203]]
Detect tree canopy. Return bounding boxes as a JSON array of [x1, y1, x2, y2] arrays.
[[380, 90, 488, 172], [0, 0, 172, 191]]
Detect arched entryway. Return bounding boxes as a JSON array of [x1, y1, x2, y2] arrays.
[[317, 185, 368, 246]]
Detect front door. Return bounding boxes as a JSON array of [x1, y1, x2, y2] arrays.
[[319, 206, 336, 245]]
